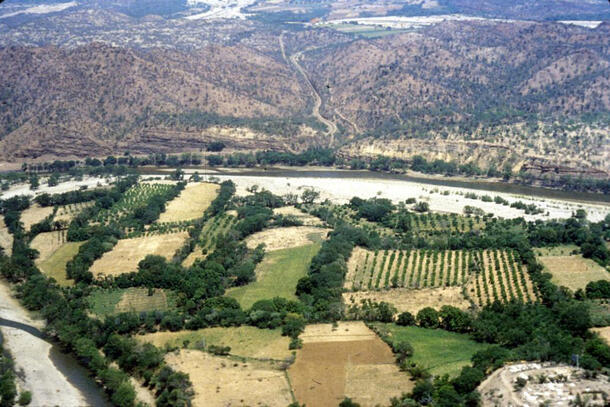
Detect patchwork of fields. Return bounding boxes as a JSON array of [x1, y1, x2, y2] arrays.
[[31, 230, 83, 286]]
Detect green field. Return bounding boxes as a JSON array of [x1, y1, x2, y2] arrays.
[[227, 243, 321, 309], [372, 323, 488, 377], [137, 326, 292, 360], [38, 241, 85, 286], [88, 287, 175, 316]]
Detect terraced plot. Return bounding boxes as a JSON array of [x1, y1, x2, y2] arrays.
[[538, 254, 609, 291]]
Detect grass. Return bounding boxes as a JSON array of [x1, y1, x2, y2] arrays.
[[38, 241, 85, 286], [89, 287, 174, 316], [372, 323, 488, 377], [533, 245, 579, 256], [226, 243, 321, 309], [137, 326, 292, 360]]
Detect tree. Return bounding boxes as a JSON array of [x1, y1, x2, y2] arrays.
[[339, 398, 361, 407], [413, 201, 429, 213], [452, 366, 485, 394], [392, 341, 414, 363], [301, 188, 320, 204], [439, 306, 472, 333], [397, 311, 416, 326], [416, 307, 440, 328], [111, 381, 136, 407]]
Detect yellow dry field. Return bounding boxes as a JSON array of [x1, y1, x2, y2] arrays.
[[31, 231, 67, 262], [90, 232, 188, 277], [592, 327, 610, 344], [273, 206, 323, 226], [539, 255, 609, 291], [289, 322, 413, 407], [38, 241, 84, 286], [21, 205, 54, 230], [165, 350, 293, 407], [245, 226, 330, 251], [115, 288, 170, 313], [343, 287, 470, 315], [158, 183, 219, 223], [138, 326, 292, 360], [0, 218, 13, 257]]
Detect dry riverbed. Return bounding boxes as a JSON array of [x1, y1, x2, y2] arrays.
[[0, 280, 89, 406], [211, 174, 609, 222]]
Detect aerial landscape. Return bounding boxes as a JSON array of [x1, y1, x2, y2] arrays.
[[0, 0, 609, 406]]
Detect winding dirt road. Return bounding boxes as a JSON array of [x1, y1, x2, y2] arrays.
[[279, 33, 338, 146]]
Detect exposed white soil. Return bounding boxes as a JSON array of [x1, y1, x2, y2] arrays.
[[213, 174, 609, 222], [0, 280, 87, 406], [478, 362, 610, 407], [1, 176, 113, 200]]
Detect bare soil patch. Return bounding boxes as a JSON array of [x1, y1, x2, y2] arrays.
[[90, 232, 188, 277], [245, 226, 330, 251], [158, 182, 219, 223], [0, 218, 13, 256], [539, 255, 609, 291], [344, 287, 470, 315], [165, 350, 293, 407], [288, 322, 413, 407], [478, 363, 609, 407], [20, 204, 54, 231]]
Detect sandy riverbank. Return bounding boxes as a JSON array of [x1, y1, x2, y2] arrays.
[[0, 280, 88, 406]]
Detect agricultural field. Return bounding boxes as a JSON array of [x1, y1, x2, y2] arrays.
[[466, 249, 539, 306], [227, 243, 321, 309], [344, 287, 470, 315], [20, 204, 54, 230], [244, 226, 330, 251], [92, 182, 176, 224], [165, 350, 293, 407], [137, 326, 292, 360], [31, 230, 83, 286], [538, 254, 609, 291], [88, 287, 175, 317], [371, 323, 488, 377], [182, 213, 237, 267], [345, 248, 538, 306], [31, 230, 67, 261], [397, 212, 486, 234], [288, 322, 413, 407], [273, 206, 324, 226], [53, 201, 94, 224], [0, 217, 13, 256], [157, 182, 219, 223], [89, 232, 188, 277], [533, 244, 579, 257]]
